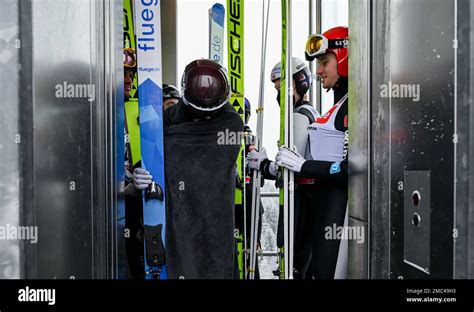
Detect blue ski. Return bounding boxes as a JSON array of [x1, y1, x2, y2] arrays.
[[134, 0, 167, 279], [209, 3, 225, 65]]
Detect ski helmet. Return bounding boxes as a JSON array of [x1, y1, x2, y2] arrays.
[[244, 98, 251, 124], [270, 57, 312, 97], [305, 26, 349, 77], [163, 84, 181, 100], [270, 63, 281, 82], [181, 59, 231, 112], [123, 48, 137, 72]]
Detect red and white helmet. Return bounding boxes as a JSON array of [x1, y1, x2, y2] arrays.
[[305, 26, 349, 77]]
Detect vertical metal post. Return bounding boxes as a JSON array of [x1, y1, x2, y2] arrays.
[[309, 0, 322, 113], [161, 0, 178, 85]]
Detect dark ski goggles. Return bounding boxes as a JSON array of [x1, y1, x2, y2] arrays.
[[124, 48, 137, 69], [305, 34, 348, 61]]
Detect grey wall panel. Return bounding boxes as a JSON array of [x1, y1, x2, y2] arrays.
[[31, 0, 97, 278], [454, 0, 474, 279], [0, 0, 21, 279], [388, 0, 454, 279], [370, 0, 391, 279], [348, 0, 369, 222], [26, 0, 119, 279], [346, 0, 471, 279], [18, 0, 36, 279], [367, 0, 469, 279], [107, 0, 126, 279], [468, 0, 474, 279], [348, 0, 370, 279], [348, 217, 368, 279]]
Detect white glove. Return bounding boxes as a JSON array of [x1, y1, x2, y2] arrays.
[[275, 146, 306, 173], [132, 168, 153, 190], [246, 147, 269, 171]]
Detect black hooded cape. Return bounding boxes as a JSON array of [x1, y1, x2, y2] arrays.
[[164, 101, 243, 279]]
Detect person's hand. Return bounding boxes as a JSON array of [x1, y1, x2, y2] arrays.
[[275, 146, 306, 173], [132, 168, 153, 190], [246, 147, 269, 171]]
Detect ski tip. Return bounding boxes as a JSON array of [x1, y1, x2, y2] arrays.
[[211, 3, 225, 26]]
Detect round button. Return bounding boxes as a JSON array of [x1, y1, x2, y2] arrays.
[[412, 213, 421, 227], [412, 191, 421, 206]]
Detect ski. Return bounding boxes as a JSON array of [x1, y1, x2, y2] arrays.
[[119, 0, 137, 280], [248, 0, 270, 280], [287, 0, 295, 280], [278, 0, 294, 280], [123, 0, 141, 167], [209, 3, 225, 65], [134, 0, 167, 279], [227, 0, 246, 279]]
